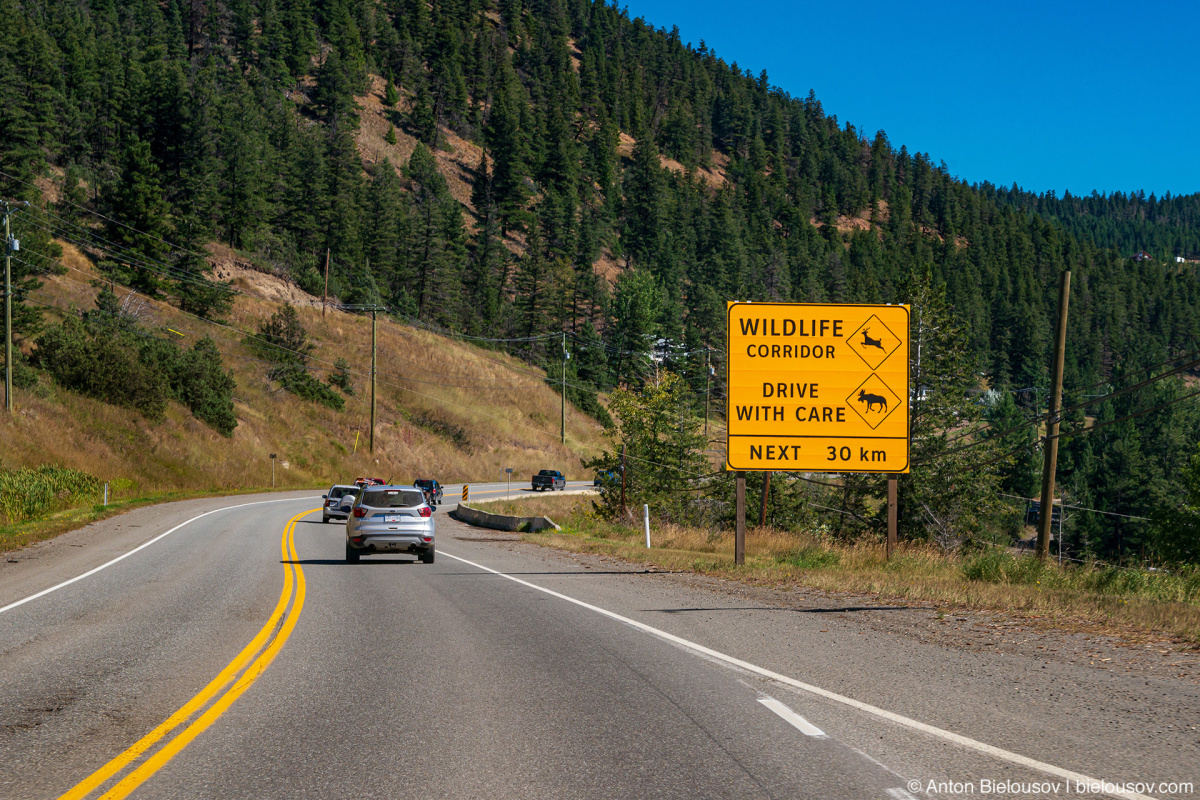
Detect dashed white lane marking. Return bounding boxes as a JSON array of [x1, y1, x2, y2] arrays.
[[439, 549, 1156, 800], [886, 789, 919, 800], [757, 695, 826, 737], [0, 496, 317, 615]]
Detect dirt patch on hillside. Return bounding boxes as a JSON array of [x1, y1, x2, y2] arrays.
[[592, 247, 623, 287], [204, 243, 329, 308], [616, 132, 726, 188], [354, 74, 483, 213]]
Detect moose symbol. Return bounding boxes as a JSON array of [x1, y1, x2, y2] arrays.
[[857, 390, 888, 412], [860, 328, 886, 351]]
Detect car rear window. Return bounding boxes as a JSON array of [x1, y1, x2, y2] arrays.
[[414, 480, 432, 488], [361, 489, 425, 508], [329, 487, 354, 499]]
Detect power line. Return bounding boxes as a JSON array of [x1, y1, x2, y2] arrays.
[[996, 493, 1151, 521], [929, 354, 1200, 463], [20, 265, 561, 391], [0, 169, 216, 266]]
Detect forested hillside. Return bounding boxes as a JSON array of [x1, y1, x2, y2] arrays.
[[993, 186, 1200, 263], [2, 0, 1198, 562]]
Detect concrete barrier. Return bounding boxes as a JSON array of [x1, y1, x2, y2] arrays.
[[451, 503, 561, 533]]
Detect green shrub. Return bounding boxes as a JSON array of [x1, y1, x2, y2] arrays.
[[5, 352, 39, 389], [328, 357, 355, 395], [0, 465, 102, 524], [778, 546, 840, 569], [33, 317, 168, 419], [178, 338, 238, 435], [246, 305, 343, 411], [961, 549, 1047, 585], [274, 364, 345, 411], [31, 295, 238, 434]]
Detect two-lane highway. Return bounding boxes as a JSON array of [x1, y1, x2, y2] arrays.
[[2, 491, 1197, 799]]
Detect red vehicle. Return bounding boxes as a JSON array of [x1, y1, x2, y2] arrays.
[[354, 476, 387, 488]]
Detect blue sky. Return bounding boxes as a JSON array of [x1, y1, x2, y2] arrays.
[[623, 0, 1199, 197]]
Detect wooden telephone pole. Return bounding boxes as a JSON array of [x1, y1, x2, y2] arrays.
[[3, 200, 29, 413], [561, 332, 566, 444], [370, 309, 377, 454], [704, 351, 712, 438], [3, 204, 13, 413], [1036, 270, 1071, 560]]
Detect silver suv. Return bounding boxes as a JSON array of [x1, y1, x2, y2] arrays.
[[322, 484, 360, 523], [345, 485, 436, 563]]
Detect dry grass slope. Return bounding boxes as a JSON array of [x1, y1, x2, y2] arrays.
[[1, 242, 607, 514]]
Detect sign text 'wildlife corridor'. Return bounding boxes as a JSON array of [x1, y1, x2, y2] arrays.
[[726, 302, 910, 473]]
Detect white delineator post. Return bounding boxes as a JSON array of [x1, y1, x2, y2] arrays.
[[644, 505, 651, 548]]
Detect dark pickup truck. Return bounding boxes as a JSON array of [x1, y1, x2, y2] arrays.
[[532, 470, 565, 491]]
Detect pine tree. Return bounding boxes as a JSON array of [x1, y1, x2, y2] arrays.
[[104, 139, 172, 295]]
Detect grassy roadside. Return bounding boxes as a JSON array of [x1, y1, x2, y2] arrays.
[[0, 486, 317, 554], [474, 495, 1200, 644]]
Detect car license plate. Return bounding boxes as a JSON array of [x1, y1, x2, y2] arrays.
[[383, 514, 401, 522]]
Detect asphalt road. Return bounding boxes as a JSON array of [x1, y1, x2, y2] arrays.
[[1, 489, 1197, 800]]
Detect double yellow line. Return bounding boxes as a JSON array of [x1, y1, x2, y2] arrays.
[[60, 508, 316, 800]]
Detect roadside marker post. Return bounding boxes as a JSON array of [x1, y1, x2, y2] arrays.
[[505, 467, 513, 500], [644, 505, 651, 549], [269, 453, 277, 489], [726, 302, 911, 562], [462, 485, 469, 507]]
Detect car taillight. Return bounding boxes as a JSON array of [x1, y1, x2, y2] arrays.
[[419, 507, 432, 518], [353, 507, 368, 518]]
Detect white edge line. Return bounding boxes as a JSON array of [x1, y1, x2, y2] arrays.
[[0, 495, 317, 615], [886, 789, 919, 800], [757, 695, 826, 736], [439, 549, 1156, 800]]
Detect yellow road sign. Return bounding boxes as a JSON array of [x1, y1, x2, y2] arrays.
[[462, 485, 469, 503], [726, 302, 910, 473]]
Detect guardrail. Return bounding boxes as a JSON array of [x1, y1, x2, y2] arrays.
[[450, 504, 561, 533]]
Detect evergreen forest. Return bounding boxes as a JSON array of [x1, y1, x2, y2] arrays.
[[2, 0, 1198, 563]]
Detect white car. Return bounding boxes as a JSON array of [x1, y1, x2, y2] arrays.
[[345, 485, 436, 563], [321, 484, 360, 523]]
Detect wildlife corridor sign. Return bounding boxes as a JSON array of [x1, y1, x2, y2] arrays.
[[726, 302, 910, 473]]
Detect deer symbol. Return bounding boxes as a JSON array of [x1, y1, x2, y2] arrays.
[[861, 328, 886, 351], [857, 390, 888, 412]]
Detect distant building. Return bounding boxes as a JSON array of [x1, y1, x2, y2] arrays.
[[1176, 256, 1187, 263], [1132, 251, 1152, 262]]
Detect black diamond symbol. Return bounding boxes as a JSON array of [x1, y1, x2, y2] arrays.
[[846, 373, 903, 430], [847, 314, 902, 371]]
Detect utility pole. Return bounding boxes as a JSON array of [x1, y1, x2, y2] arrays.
[[759, 471, 771, 527], [561, 331, 566, 444], [735, 471, 746, 565], [620, 444, 627, 519], [1036, 270, 1071, 560], [3, 200, 28, 413], [4, 204, 12, 413], [322, 248, 330, 317], [704, 351, 712, 439], [370, 309, 377, 454]]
